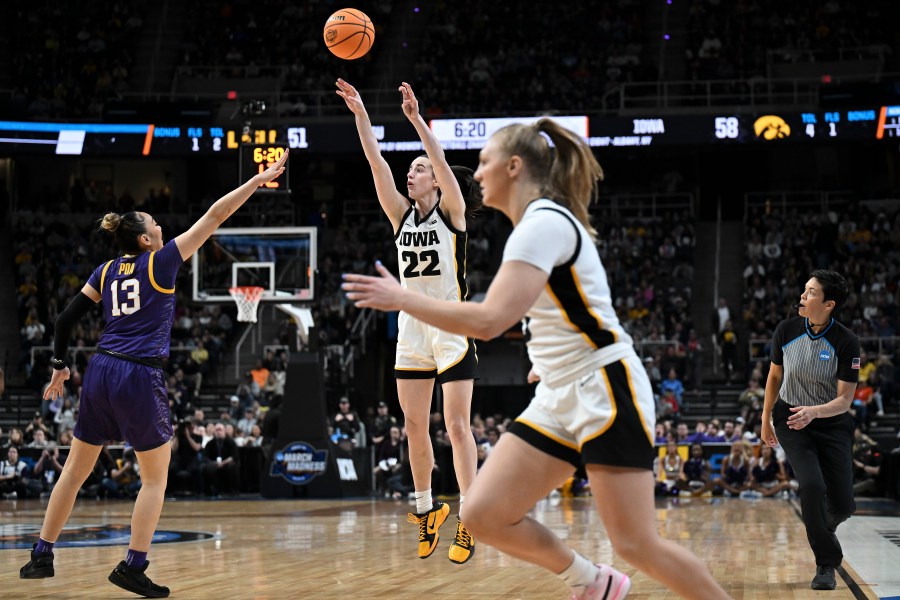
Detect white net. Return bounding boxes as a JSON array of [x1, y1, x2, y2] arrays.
[[229, 286, 264, 323]]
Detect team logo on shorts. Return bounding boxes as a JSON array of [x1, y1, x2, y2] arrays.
[[0, 524, 215, 550], [818, 349, 831, 361], [270, 441, 329, 485]]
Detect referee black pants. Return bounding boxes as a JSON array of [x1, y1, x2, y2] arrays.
[[773, 399, 856, 568]]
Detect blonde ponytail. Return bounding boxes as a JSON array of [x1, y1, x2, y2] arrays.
[[493, 119, 603, 240], [534, 118, 602, 241]]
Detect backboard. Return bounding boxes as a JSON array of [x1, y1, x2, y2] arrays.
[[193, 227, 317, 303]]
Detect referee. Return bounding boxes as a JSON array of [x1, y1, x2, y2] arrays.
[[761, 270, 860, 591]]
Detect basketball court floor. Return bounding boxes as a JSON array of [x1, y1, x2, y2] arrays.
[[2, 495, 898, 599]]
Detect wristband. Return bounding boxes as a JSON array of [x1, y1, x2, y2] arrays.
[[50, 357, 68, 370]]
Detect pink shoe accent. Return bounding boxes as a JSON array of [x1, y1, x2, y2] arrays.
[[571, 564, 631, 600]]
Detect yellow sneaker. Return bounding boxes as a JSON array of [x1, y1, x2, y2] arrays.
[[448, 517, 475, 564], [407, 500, 450, 559]]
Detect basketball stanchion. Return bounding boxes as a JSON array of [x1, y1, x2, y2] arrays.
[[229, 286, 265, 323]]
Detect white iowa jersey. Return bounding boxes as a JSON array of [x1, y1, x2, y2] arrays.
[[503, 199, 635, 387], [395, 201, 467, 302]]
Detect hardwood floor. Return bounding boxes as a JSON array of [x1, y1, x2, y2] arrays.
[[0, 496, 884, 599]]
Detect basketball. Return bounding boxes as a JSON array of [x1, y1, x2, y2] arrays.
[[323, 8, 375, 60]]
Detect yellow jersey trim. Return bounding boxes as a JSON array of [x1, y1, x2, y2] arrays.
[[148, 252, 175, 294], [99, 260, 114, 292], [623, 360, 655, 446], [580, 368, 619, 446]]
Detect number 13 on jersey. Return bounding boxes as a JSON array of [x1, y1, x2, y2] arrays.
[[111, 279, 141, 316]]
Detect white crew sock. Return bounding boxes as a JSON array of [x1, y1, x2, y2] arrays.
[[559, 551, 598, 590], [415, 489, 433, 514]]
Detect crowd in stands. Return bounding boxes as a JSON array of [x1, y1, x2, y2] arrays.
[[415, 0, 652, 116], [685, 0, 899, 82], [7, 1, 144, 120], [175, 0, 656, 116], [596, 210, 700, 409], [176, 0, 394, 116], [0, 422, 141, 500]]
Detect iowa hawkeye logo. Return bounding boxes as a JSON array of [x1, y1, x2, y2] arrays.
[[0, 524, 215, 550], [753, 115, 791, 140]]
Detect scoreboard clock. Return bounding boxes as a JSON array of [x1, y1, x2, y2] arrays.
[[240, 143, 289, 192]]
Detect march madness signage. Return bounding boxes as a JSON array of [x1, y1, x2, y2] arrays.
[[269, 442, 329, 485]]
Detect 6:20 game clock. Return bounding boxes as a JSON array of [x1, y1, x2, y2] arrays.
[[240, 143, 290, 192]]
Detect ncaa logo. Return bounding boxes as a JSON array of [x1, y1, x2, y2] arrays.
[[818, 349, 831, 361], [270, 441, 329, 485]]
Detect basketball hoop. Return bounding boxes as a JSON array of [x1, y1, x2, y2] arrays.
[[229, 286, 264, 323]]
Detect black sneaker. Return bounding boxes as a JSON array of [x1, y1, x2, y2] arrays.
[[20, 544, 55, 579], [108, 560, 170, 598], [811, 565, 836, 590]]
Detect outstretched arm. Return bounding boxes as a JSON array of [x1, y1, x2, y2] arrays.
[[174, 151, 287, 261], [399, 82, 467, 230], [343, 259, 546, 340], [336, 78, 408, 229]]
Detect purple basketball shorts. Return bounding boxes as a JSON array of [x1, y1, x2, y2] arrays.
[[74, 352, 173, 451]]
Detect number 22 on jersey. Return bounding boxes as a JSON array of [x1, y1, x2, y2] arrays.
[[111, 279, 141, 316], [401, 250, 441, 278]]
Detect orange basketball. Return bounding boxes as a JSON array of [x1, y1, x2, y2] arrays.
[[323, 8, 375, 60]]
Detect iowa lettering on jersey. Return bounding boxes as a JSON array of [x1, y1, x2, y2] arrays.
[[398, 230, 440, 247]]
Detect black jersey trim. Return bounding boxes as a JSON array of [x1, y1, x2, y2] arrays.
[[535, 206, 581, 268], [393, 205, 415, 240], [435, 204, 466, 235], [413, 199, 441, 227], [537, 207, 615, 350]]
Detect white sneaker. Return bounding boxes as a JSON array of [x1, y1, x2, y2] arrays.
[[571, 563, 631, 600]]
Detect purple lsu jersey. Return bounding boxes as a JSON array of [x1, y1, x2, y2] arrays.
[[86, 239, 183, 358]]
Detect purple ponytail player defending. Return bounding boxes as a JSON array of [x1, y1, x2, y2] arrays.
[[19, 151, 287, 598]]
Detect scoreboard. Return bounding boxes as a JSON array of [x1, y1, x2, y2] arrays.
[[0, 105, 896, 157], [876, 105, 900, 138], [427, 109, 883, 149]]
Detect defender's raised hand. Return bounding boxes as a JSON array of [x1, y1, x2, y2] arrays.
[[255, 149, 288, 187]]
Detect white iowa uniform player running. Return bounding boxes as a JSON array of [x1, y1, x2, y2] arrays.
[[507, 199, 656, 469], [394, 200, 475, 380]]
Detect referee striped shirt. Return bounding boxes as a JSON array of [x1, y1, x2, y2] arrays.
[[770, 316, 860, 407]]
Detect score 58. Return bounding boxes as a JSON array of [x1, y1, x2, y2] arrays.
[[714, 117, 740, 139]]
